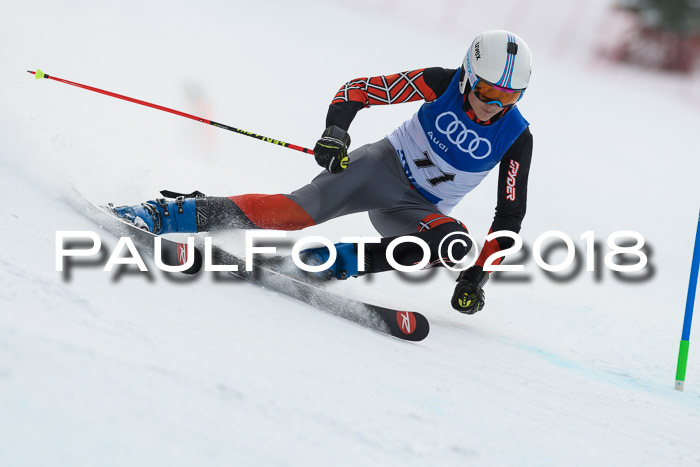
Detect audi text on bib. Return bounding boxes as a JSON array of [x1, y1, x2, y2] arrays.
[[386, 71, 528, 213]]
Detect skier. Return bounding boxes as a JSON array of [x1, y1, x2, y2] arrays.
[[113, 30, 533, 315]]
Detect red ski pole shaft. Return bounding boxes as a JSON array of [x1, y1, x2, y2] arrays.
[[27, 69, 314, 155]]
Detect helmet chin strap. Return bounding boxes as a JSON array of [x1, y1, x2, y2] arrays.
[[458, 65, 472, 95]]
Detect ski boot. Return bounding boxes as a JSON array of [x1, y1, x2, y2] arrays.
[[298, 242, 360, 281], [109, 197, 198, 234]]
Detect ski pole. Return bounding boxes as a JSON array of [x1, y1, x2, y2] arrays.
[[27, 68, 314, 155], [676, 208, 700, 391]]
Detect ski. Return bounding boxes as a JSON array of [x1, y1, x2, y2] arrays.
[[70, 190, 429, 341], [206, 243, 430, 341]]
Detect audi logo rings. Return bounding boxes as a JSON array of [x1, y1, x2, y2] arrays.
[[435, 111, 492, 159]]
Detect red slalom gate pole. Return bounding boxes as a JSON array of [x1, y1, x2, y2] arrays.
[[27, 69, 314, 155]]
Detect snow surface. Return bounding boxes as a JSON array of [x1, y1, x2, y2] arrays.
[[2, 0, 700, 465]]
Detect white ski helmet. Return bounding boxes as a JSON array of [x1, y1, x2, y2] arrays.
[[460, 30, 532, 95]]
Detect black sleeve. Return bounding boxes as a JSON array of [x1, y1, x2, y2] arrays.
[[422, 67, 457, 99], [492, 127, 533, 234], [474, 127, 533, 268], [325, 101, 364, 131]]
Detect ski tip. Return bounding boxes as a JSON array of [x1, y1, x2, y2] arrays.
[[375, 308, 430, 342]]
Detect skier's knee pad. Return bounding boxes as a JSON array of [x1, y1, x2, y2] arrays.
[[364, 215, 471, 273], [417, 214, 472, 266]]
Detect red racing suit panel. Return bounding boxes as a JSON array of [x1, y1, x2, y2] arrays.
[[325, 67, 455, 131], [332, 69, 439, 107], [228, 194, 315, 230]]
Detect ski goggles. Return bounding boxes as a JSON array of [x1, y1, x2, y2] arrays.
[[472, 78, 524, 108]]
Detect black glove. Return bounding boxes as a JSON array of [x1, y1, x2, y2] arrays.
[[451, 265, 489, 314], [313, 125, 351, 174]]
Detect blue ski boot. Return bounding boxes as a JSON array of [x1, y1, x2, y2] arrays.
[[109, 197, 198, 234], [299, 242, 360, 281]]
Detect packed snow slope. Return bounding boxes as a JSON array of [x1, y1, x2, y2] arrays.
[[2, 0, 700, 466]]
